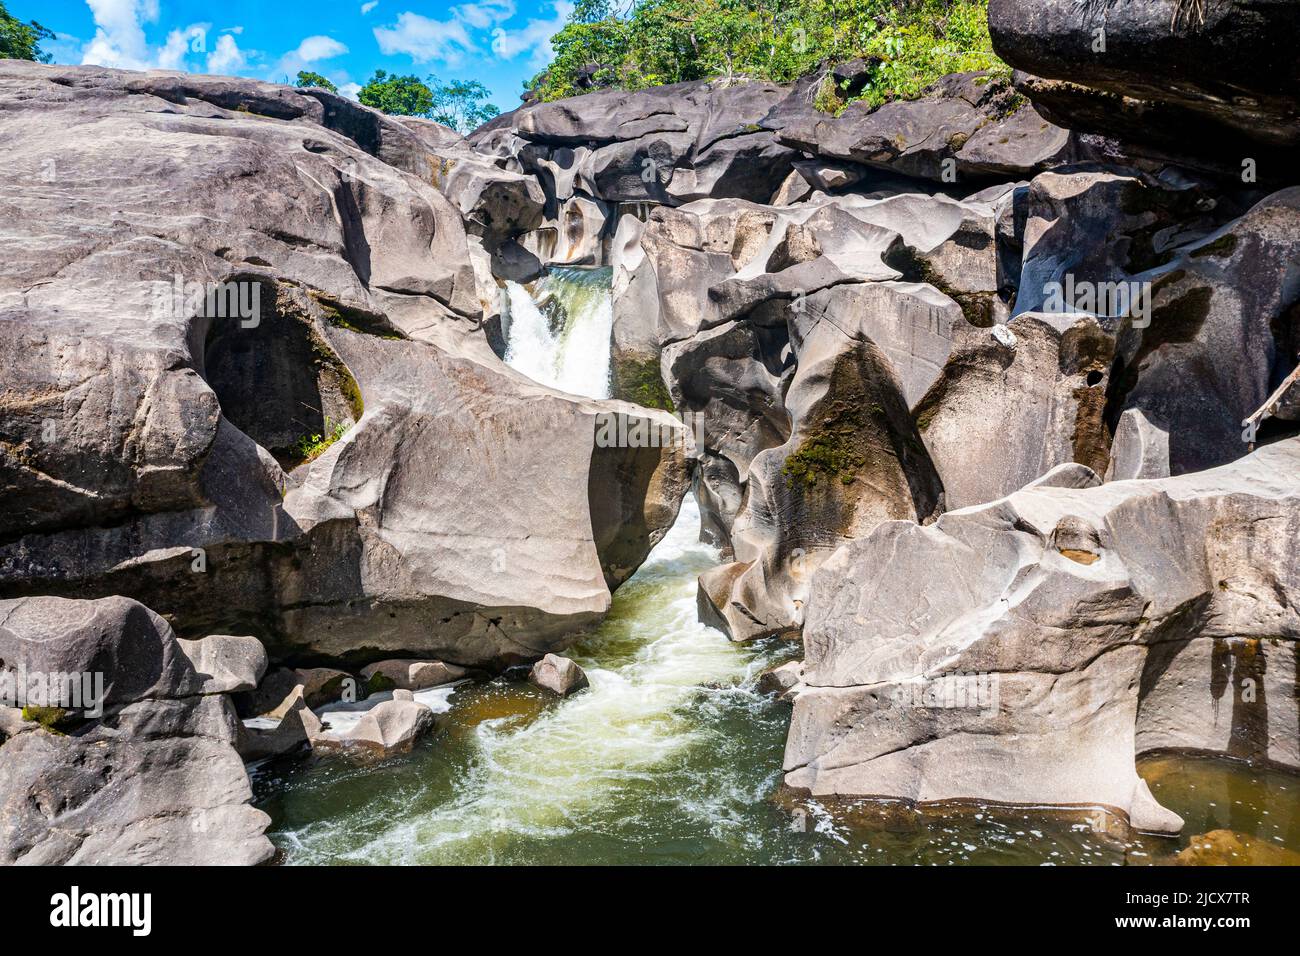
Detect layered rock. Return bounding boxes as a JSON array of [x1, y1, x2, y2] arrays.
[[770, 71, 1073, 185], [786, 439, 1300, 830]]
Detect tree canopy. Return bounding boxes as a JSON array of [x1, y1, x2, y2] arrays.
[[358, 71, 499, 133], [0, 1, 54, 62], [295, 70, 338, 92], [529, 0, 1004, 110]]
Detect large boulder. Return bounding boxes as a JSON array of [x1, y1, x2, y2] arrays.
[[786, 437, 1300, 831], [0, 61, 688, 670], [473, 80, 800, 206], [988, 0, 1300, 179], [0, 596, 273, 864]]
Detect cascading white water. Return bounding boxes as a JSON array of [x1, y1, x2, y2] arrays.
[[502, 266, 614, 400]]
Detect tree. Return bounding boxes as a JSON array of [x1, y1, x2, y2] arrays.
[[0, 1, 54, 62], [295, 70, 337, 92], [358, 70, 434, 117], [428, 78, 499, 133]]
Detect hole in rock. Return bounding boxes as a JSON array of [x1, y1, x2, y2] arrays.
[[197, 278, 363, 470]]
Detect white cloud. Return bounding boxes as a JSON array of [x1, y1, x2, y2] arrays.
[[374, 12, 478, 67], [458, 0, 516, 29], [361, 1, 379, 14], [207, 33, 246, 75], [491, 1, 572, 67], [339, 82, 362, 100], [275, 35, 349, 81], [81, 0, 159, 69], [293, 35, 349, 62], [373, 2, 519, 68], [79, 0, 231, 74]]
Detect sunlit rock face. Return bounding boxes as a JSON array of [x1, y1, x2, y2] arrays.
[[787, 439, 1300, 832], [0, 62, 685, 670]]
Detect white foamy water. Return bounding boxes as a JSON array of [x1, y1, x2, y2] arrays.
[[313, 497, 771, 863], [502, 266, 613, 399]]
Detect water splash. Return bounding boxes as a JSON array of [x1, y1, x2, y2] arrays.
[[503, 266, 614, 399]]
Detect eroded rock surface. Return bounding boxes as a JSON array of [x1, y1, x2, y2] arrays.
[[786, 439, 1300, 830]]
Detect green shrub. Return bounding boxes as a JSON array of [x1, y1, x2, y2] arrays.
[[528, 0, 1006, 108], [295, 417, 351, 464]]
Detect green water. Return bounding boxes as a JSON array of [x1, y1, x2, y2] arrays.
[[255, 500, 1300, 866]]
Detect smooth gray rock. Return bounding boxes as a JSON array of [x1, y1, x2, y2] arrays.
[[771, 71, 1072, 184], [528, 653, 589, 697], [361, 659, 470, 691], [787, 437, 1300, 831], [0, 61, 689, 670]]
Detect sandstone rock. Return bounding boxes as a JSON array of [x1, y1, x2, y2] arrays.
[[476, 80, 799, 206], [528, 653, 589, 697], [361, 659, 470, 692], [787, 437, 1300, 831], [311, 697, 436, 758], [176, 634, 267, 695], [757, 661, 805, 701], [239, 685, 321, 761], [292, 667, 355, 708], [0, 595, 272, 864]]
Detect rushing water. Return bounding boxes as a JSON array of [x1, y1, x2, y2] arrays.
[[254, 264, 1298, 865], [256, 495, 1300, 865], [502, 266, 614, 399]]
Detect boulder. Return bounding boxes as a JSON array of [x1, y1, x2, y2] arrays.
[[0, 596, 272, 864], [786, 436, 1300, 831], [475, 80, 800, 206], [757, 660, 805, 701], [238, 685, 321, 761], [988, 0, 1300, 179], [176, 634, 267, 695], [361, 659, 470, 692], [311, 696, 436, 758], [0, 61, 689, 670], [528, 653, 589, 697]]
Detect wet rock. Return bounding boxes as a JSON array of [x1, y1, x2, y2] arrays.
[[757, 661, 805, 701], [528, 653, 589, 697], [1175, 829, 1300, 867]]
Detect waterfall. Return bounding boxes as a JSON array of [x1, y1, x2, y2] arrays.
[[502, 266, 614, 400]]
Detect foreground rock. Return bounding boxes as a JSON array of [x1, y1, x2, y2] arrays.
[[0, 61, 687, 669], [528, 653, 589, 697], [0, 596, 273, 864], [786, 439, 1300, 831]]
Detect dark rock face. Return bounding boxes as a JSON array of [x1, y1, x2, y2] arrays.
[[988, 0, 1300, 178], [769, 71, 1074, 184]]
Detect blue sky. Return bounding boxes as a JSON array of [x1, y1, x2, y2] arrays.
[[25, 0, 575, 111]]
